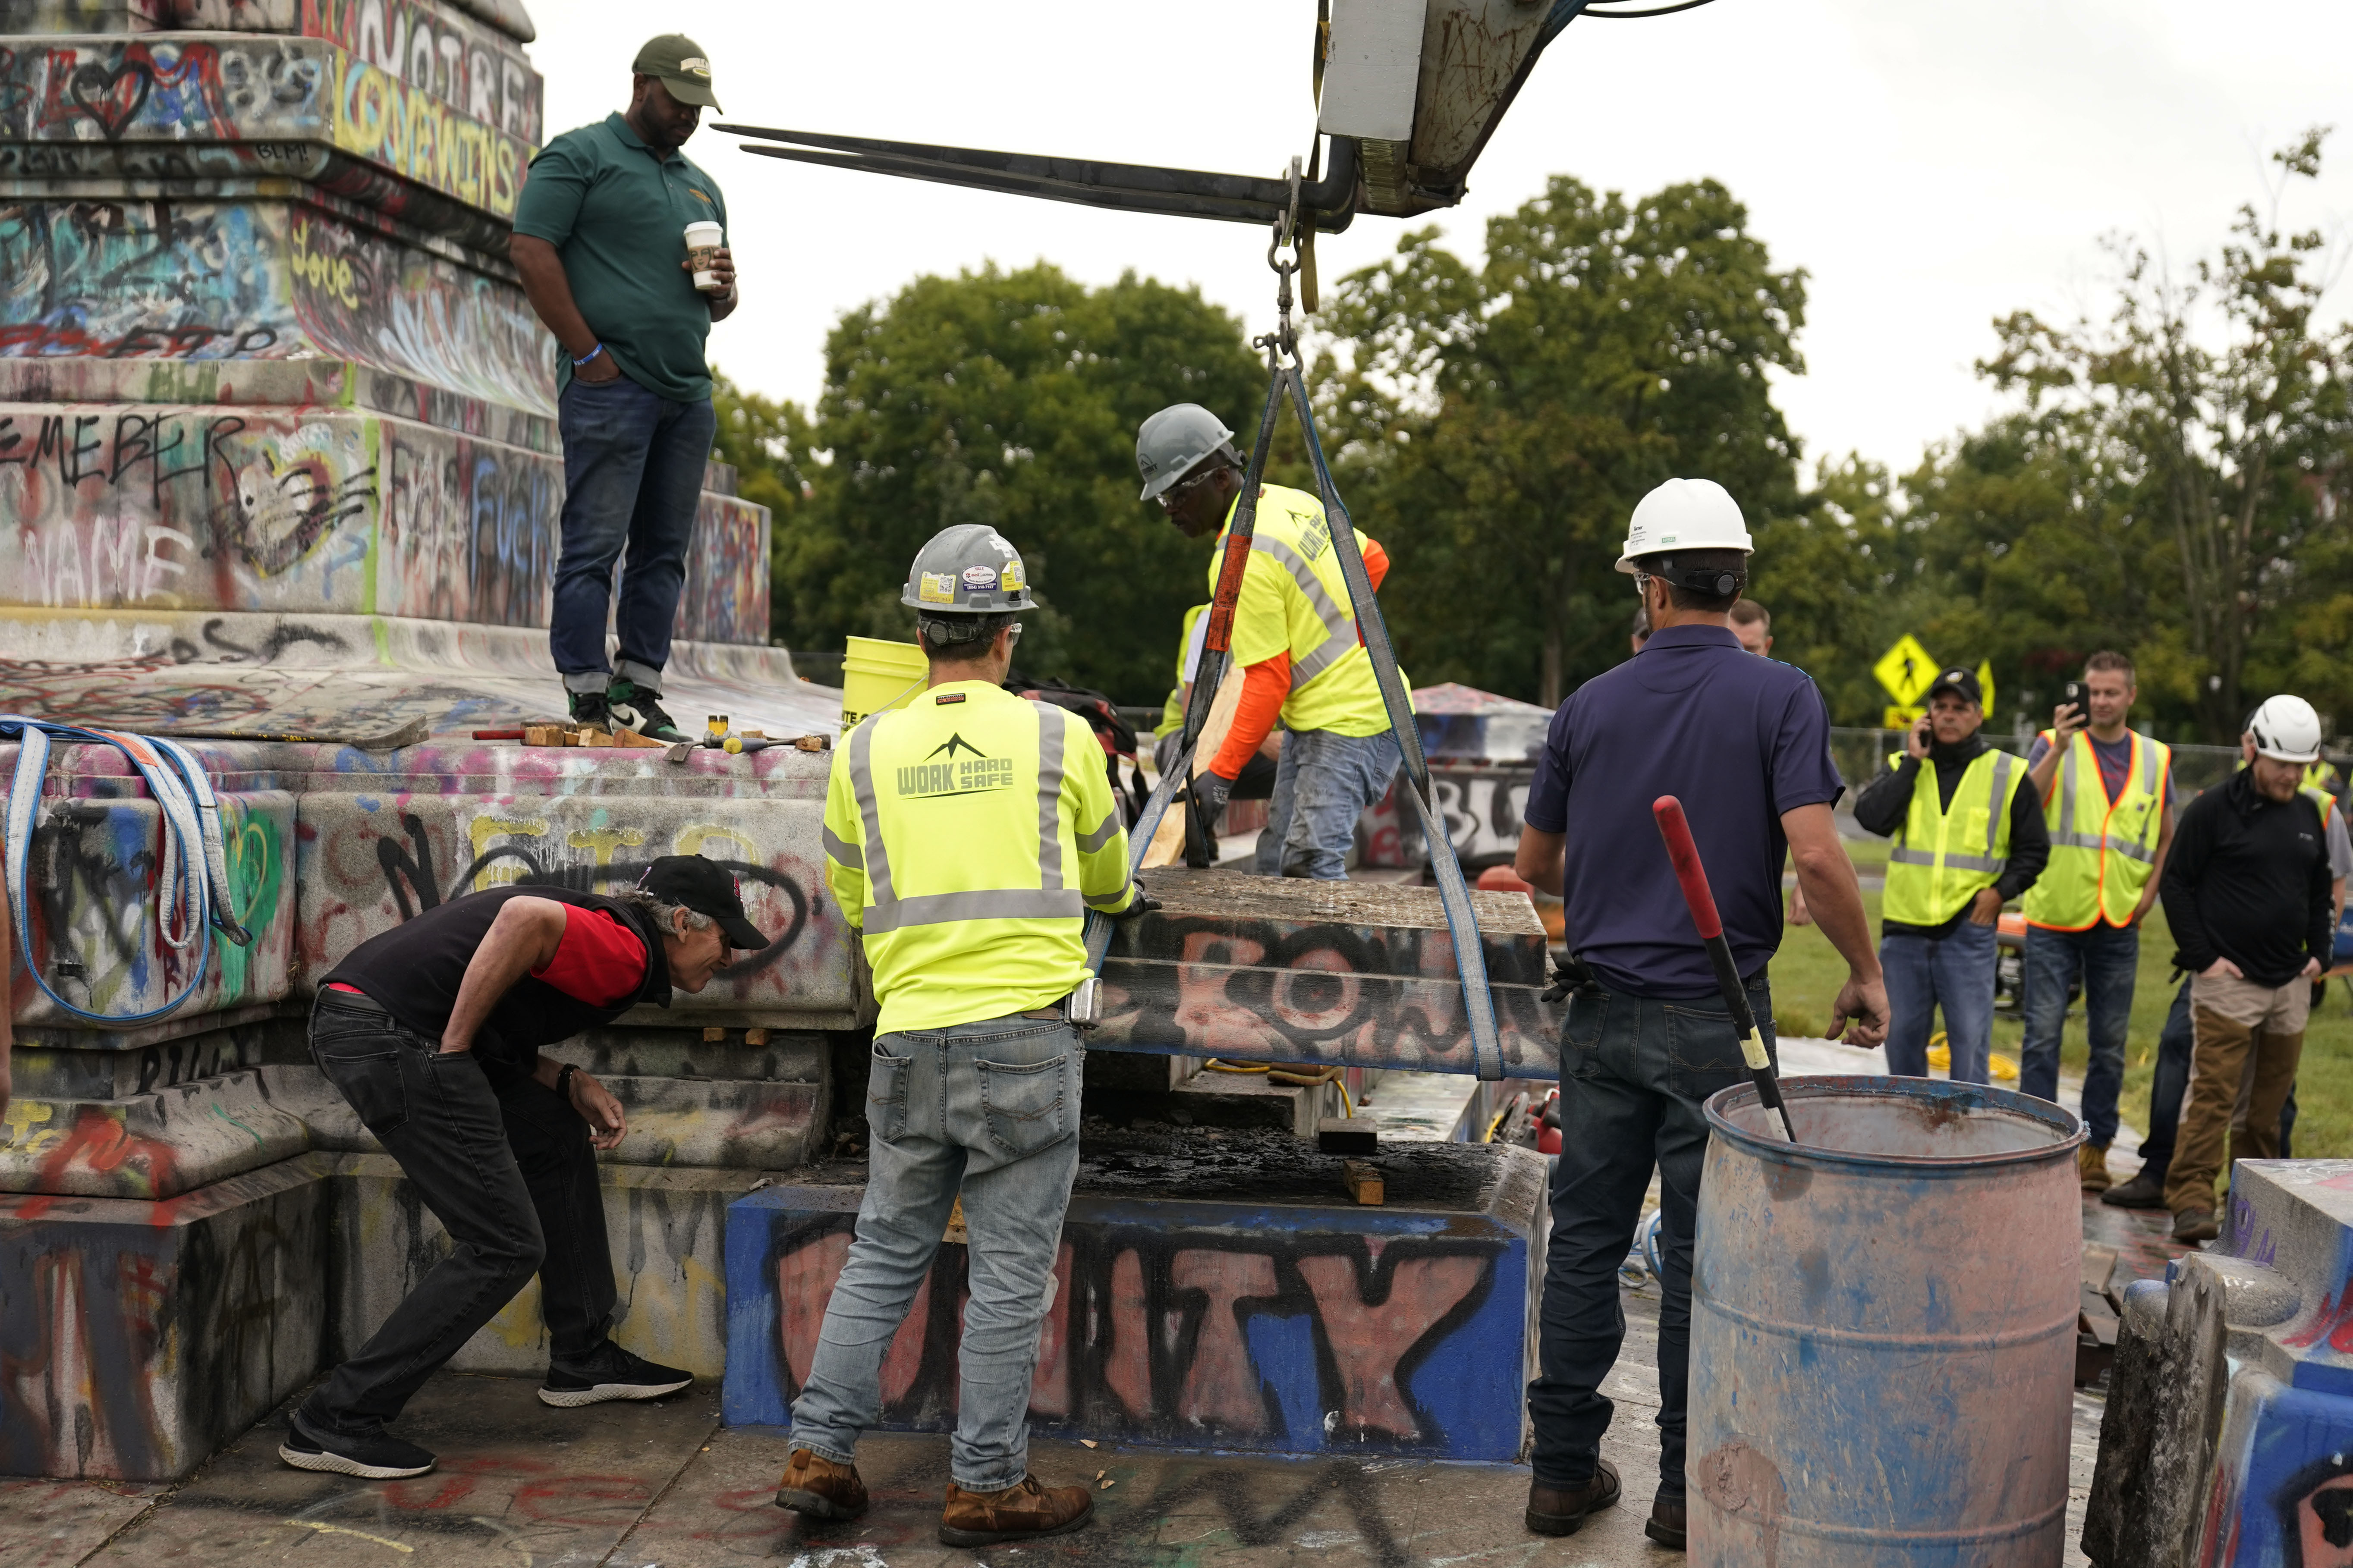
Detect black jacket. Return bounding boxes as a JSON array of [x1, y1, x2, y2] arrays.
[[1855, 735, 2051, 937], [2159, 770, 2333, 987]]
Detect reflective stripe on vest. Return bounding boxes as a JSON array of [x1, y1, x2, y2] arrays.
[[1253, 534, 1357, 691], [2021, 728, 2169, 930], [846, 701, 1082, 935], [1884, 748, 2023, 926]]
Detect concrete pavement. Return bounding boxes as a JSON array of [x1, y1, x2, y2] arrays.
[[4, 1254, 2117, 1568]]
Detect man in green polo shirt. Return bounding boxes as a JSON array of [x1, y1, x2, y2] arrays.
[[511, 35, 740, 742]]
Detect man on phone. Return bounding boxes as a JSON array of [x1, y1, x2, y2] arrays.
[[2158, 696, 2335, 1241], [2018, 650, 2174, 1192], [1852, 669, 2048, 1082], [510, 35, 738, 742]]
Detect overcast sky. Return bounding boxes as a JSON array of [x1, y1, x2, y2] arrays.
[[529, 0, 2353, 481]]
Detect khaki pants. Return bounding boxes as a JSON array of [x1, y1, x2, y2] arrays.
[[2164, 971, 2309, 1216]]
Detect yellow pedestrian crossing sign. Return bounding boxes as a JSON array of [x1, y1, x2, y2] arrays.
[[1874, 635, 1936, 706]]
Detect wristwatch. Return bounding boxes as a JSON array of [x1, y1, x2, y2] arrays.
[[556, 1063, 579, 1101]]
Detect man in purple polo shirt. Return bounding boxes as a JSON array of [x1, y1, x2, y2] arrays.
[[1510, 478, 1889, 1548]]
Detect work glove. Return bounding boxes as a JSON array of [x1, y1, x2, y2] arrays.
[[1540, 957, 1587, 1005], [1110, 884, 1161, 920], [1189, 769, 1236, 823]]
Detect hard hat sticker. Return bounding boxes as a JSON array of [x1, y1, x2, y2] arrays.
[[1001, 563, 1026, 591], [961, 566, 999, 591], [918, 572, 958, 604]]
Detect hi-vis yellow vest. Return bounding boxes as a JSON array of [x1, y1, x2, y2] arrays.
[[1883, 748, 2026, 926], [823, 680, 1138, 1035], [2022, 728, 2170, 930], [1209, 484, 1393, 737]]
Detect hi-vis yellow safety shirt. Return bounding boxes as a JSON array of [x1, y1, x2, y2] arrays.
[[2022, 727, 2171, 931], [1209, 484, 1392, 738], [823, 680, 1141, 1035], [1882, 747, 2026, 927]]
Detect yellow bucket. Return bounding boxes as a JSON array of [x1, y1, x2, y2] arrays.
[[840, 636, 928, 730]]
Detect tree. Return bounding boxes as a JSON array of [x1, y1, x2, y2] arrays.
[[768, 263, 1265, 702], [1974, 130, 2353, 742], [1316, 176, 1808, 705], [711, 369, 820, 643]]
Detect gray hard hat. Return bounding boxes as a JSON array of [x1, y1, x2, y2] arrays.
[[900, 524, 1036, 613], [1136, 403, 1237, 501]]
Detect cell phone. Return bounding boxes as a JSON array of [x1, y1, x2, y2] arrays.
[[2063, 681, 2084, 708]]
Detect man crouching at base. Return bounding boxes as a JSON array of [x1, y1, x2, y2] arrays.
[[773, 525, 1156, 1547], [281, 856, 769, 1480]]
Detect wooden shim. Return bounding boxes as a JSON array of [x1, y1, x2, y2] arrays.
[[1143, 662, 1248, 870], [610, 727, 667, 749], [1343, 1160, 1384, 1206]]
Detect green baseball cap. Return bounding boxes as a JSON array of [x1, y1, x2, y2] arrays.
[[632, 34, 720, 111]]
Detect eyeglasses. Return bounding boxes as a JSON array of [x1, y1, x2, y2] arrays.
[[1159, 465, 1220, 511]]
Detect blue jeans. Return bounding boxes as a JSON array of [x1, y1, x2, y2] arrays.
[[789, 1014, 1082, 1491], [2020, 923, 2141, 1146], [1880, 921, 1999, 1084], [550, 376, 716, 694], [1528, 974, 1774, 1503], [1256, 726, 1404, 880], [2136, 975, 2298, 1180]]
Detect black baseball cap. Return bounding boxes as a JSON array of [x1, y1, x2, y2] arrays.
[[1928, 666, 1983, 706], [642, 855, 767, 950]]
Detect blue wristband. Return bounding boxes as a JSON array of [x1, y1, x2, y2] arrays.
[[573, 343, 605, 368]]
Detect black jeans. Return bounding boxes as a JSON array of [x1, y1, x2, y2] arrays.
[[303, 992, 614, 1434], [1527, 975, 1774, 1502]]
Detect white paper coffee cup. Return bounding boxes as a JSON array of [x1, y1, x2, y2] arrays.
[[684, 220, 725, 292]]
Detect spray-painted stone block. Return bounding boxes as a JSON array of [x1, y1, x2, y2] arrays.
[[0, 1150, 330, 1480], [0, 1066, 309, 1197], [324, 1151, 781, 1381], [2086, 1159, 2353, 1566], [0, 769, 295, 1027], [1097, 867, 1558, 1077], [266, 1060, 826, 1173], [721, 1134, 1548, 1462]]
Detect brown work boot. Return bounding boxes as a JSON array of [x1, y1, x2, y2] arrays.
[[1645, 1493, 1688, 1548], [2079, 1142, 2113, 1194], [1526, 1459, 1621, 1536], [938, 1474, 1094, 1547], [773, 1448, 868, 1519], [2173, 1207, 2220, 1244]]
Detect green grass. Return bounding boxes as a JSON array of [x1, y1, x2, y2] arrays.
[[1770, 848, 2353, 1157]]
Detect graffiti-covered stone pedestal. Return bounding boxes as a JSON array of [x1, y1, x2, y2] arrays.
[[2085, 1160, 2353, 1565], [722, 1134, 1548, 1462]]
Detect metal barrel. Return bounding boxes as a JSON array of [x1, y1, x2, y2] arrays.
[[1689, 1075, 2083, 1566]]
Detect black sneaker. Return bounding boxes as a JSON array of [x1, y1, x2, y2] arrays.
[[605, 678, 687, 742], [568, 687, 614, 731], [540, 1340, 693, 1408], [279, 1415, 435, 1479]]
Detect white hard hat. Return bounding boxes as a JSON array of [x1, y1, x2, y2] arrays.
[[1615, 478, 1753, 575], [2247, 694, 2324, 764]]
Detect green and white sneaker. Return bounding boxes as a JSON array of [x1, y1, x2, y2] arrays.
[[567, 687, 614, 732], [605, 678, 688, 742]]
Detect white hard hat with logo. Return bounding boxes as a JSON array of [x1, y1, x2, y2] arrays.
[[2247, 694, 2324, 764], [1615, 478, 1754, 575]]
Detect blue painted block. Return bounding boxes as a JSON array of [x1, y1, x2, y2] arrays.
[[723, 1135, 1546, 1461]]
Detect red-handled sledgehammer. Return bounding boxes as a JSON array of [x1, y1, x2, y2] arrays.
[[1652, 795, 1799, 1144]]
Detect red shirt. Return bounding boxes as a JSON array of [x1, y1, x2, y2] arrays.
[[328, 906, 647, 1007]]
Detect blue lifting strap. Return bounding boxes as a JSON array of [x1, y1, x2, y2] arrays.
[[0, 716, 255, 1025]]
